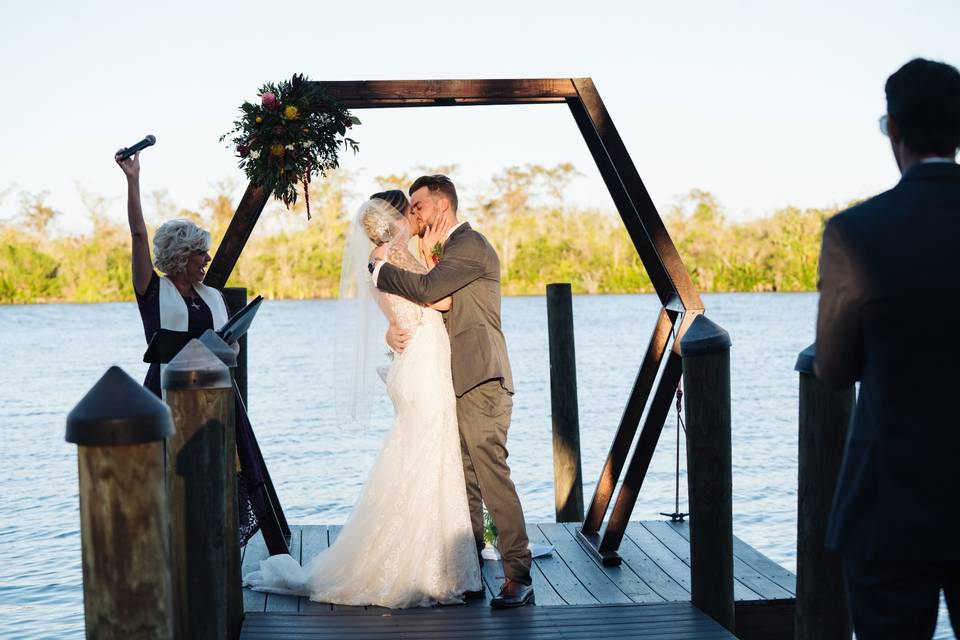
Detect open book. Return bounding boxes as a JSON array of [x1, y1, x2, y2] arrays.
[[143, 295, 263, 364]]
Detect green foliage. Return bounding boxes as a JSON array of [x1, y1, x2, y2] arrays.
[[0, 165, 845, 304]]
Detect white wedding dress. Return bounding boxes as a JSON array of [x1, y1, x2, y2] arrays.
[[243, 251, 481, 608]]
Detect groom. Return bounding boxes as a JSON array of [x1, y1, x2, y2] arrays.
[[369, 174, 534, 608]]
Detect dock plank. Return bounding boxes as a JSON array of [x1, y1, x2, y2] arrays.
[[557, 522, 665, 603], [538, 522, 632, 604], [264, 527, 302, 612], [663, 520, 797, 596], [642, 521, 793, 601], [241, 531, 269, 613], [625, 522, 693, 593], [640, 520, 761, 600], [522, 522, 566, 606], [605, 525, 691, 602], [298, 525, 331, 613], [240, 602, 736, 639], [525, 522, 597, 605]]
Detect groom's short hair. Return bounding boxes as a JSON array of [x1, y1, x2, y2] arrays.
[[886, 58, 960, 156], [410, 175, 458, 212]]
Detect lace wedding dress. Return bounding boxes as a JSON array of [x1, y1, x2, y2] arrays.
[[243, 245, 481, 608]]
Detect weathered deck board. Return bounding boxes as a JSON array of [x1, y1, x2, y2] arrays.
[[297, 525, 330, 613], [590, 522, 691, 602], [239, 520, 795, 638], [538, 522, 646, 604], [264, 527, 302, 612], [666, 519, 797, 595], [526, 522, 597, 605], [241, 530, 269, 612], [240, 602, 736, 639]]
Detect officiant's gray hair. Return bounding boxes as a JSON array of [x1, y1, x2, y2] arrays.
[[153, 218, 211, 275]]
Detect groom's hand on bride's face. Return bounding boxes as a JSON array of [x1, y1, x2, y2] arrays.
[[386, 324, 412, 353]]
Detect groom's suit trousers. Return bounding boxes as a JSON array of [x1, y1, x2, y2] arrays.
[[457, 379, 532, 585]]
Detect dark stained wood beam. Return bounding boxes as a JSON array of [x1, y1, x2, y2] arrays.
[[567, 97, 674, 306], [581, 306, 677, 535], [572, 78, 704, 311], [204, 183, 269, 290], [311, 79, 578, 108]]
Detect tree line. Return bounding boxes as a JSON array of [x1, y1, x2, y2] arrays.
[[0, 164, 845, 304]]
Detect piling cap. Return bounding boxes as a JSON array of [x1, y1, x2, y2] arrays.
[[198, 329, 237, 368], [66, 366, 174, 446], [794, 343, 816, 374], [679, 314, 732, 356], [162, 339, 232, 390]]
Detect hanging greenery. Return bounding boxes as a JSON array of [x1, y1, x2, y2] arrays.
[[221, 73, 360, 219]]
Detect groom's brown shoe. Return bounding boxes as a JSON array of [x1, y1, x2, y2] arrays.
[[490, 579, 534, 608]]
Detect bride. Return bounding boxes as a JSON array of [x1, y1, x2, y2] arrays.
[[243, 192, 481, 607]]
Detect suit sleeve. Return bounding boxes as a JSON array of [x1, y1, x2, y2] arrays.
[[814, 217, 863, 387], [376, 239, 486, 305]]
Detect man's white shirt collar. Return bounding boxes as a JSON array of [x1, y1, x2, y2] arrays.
[[445, 221, 467, 241]]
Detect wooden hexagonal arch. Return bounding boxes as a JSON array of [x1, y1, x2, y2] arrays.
[[205, 78, 705, 565]]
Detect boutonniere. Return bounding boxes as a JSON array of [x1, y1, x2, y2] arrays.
[[430, 242, 443, 265]]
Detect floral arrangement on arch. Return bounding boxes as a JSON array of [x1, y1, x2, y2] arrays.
[[221, 73, 360, 219]]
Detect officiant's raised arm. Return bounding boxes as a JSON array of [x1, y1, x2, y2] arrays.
[[375, 249, 485, 305], [115, 150, 153, 297]]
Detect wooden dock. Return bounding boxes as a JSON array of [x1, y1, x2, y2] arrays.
[[240, 520, 796, 639]]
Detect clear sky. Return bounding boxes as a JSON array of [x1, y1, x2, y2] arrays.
[[1, 0, 957, 233]]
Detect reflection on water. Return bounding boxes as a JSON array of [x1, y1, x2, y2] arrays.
[[0, 294, 953, 638]]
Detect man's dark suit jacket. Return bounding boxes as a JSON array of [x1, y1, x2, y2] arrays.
[[816, 161, 960, 563], [376, 223, 514, 397]]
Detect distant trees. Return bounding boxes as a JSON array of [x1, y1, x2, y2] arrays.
[[0, 164, 844, 304]]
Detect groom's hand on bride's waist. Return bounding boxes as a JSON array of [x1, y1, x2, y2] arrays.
[[386, 324, 411, 353]]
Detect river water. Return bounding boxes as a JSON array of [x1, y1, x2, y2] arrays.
[[0, 293, 953, 637]]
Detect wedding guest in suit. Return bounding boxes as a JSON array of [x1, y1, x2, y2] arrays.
[[816, 58, 960, 638], [116, 149, 266, 546]]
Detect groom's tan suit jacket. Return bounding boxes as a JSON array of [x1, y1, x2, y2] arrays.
[[376, 223, 514, 397]]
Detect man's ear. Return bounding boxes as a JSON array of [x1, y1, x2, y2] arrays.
[[887, 115, 901, 143]]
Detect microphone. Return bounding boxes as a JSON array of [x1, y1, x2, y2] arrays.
[[115, 135, 156, 160]]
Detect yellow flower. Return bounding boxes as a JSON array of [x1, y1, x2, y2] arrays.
[[255, 116, 263, 124], [283, 105, 299, 120], [270, 144, 285, 157]]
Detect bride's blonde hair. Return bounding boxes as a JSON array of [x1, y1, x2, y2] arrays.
[[360, 198, 406, 245]]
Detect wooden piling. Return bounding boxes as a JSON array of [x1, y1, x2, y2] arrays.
[[679, 315, 735, 633], [199, 330, 243, 640], [163, 340, 233, 640], [794, 344, 853, 640], [65, 366, 174, 640], [546, 283, 585, 523]]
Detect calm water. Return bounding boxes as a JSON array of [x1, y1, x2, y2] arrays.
[[0, 294, 953, 638]]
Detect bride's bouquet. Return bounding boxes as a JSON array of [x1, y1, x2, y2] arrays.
[[221, 73, 361, 219]]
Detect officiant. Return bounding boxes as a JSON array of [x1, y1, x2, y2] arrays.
[[116, 149, 264, 546]]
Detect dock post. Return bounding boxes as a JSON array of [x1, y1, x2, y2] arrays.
[[679, 315, 735, 632], [546, 283, 585, 523], [199, 330, 243, 640], [163, 340, 233, 640], [65, 366, 174, 640], [794, 344, 853, 640]]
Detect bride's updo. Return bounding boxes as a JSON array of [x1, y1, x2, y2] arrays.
[[360, 192, 408, 245]]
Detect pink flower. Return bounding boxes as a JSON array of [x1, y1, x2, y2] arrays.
[[261, 92, 277, 110]]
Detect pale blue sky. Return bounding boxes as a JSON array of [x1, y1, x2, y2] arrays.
[[1, 0, 957, 233]]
